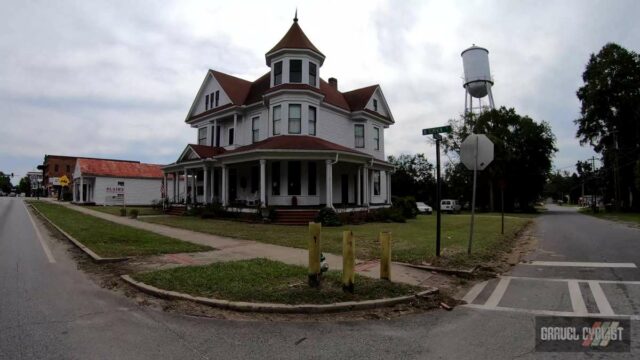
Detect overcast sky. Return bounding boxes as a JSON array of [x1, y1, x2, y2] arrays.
[[1, 0, 639, 184]]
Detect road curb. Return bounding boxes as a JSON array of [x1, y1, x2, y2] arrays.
[[28, 203, 129, 264], [395, 262, 477, 277], [121, 275, 438, 314]]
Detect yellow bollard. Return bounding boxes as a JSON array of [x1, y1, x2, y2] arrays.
[[308, 222, 321, 287], [379, 231, 391, 281], [342, 230, 355, 293]]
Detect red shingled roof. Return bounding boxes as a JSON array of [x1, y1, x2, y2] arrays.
[[77, 158, 164, 179], [210, 70, 252, 104], [189, 144, 226, 158], [342, 85, 378, 111], [223, 135, 368, 156], [266, 21, 324, 57]]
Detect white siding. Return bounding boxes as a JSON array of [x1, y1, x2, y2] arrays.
[[93, 177, 164, 206], [193, 75, 232, 115]]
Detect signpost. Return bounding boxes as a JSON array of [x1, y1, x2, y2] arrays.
[[460, 134, 494, 254], [422, 125, 452, 257]]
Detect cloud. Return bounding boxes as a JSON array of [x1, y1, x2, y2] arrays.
[[1, 0, 638, 183]]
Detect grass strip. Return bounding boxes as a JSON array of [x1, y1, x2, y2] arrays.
[[30, 201, 211, 257], [142, 214, 531, 267], [133, 258, 418, 305]]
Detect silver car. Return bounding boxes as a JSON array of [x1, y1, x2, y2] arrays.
[[416, 202, 433, 214]]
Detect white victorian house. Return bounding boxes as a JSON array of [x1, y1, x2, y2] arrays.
[[163, 17, 395, 212]]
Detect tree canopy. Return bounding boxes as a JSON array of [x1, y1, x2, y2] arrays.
[[443, 107, 557, 211], [575, 43, 640, 210], [387, 153, 435, 203]]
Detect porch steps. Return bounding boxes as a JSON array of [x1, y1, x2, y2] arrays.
[[274, 209, 319, 226], [165, 206, 187, 216]]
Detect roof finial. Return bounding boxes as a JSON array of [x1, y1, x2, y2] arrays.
[[294, 8, 298, 22]]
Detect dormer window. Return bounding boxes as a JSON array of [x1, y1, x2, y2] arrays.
[[274, 61, 282, 85], [205, 95, 210, 110], [309, 63, 317, 86], [215, 91, 220, 107], [373, 99, 378, 112], [290, 59, 302, 83]]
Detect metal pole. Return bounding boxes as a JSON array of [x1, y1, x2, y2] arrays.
[[435, 135, 442, 257], [468, 136, 478, 255], [501, 186, 504, 235]]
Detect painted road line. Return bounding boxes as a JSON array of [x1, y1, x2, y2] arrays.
[[23, 202, 56, 263], [524, 261, 636, 268], [462, 281, 488, 304], [589, 281, 615, 316], [503, 276, 640, 286], [463, 304, 640, 320], [567, 280, 588, 315], [484, 277, 510, 308]]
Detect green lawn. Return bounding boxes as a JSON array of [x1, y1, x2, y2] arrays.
[[142, 213, 531, 267], [133, 258, 419, 304], [580, 209, 640, 226], [88, 206, 163, 216], [30, 201, 212, 257]]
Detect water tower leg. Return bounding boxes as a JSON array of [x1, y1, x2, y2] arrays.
[[487, 85, 495, 109], [464, 90, 469, 114]]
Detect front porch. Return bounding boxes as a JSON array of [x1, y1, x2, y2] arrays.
[[162, 158, 393, 209]]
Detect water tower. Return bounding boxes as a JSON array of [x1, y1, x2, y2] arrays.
[[461, 45, 495, 114]]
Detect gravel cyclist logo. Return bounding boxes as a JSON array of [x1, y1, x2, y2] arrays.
[[535, 316, 630, 352]]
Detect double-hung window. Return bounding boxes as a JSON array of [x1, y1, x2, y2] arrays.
[[274, 61, 282, 85], [252, 117, 260, 143], [374, 127, 380, 150], [373, 99, 378, 112], [228, 128, 234, 145], [309, 62, 317, 86], [205, 95, 210, 110], [289, 59, 302, 83], [288, 104, 301, 134], [215, 91, 219, 107], [272, 105, 281, 135], [354, 124, 365, 148], [198, 127, 207, 145], [308, 106, 316, 135]]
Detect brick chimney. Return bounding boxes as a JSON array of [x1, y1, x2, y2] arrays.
[[328, 77, 338, 89]]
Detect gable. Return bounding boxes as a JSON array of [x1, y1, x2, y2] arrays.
[[176, 146, 201, 163], [185, 72, 234, 120], [365, 87, 393, 121]]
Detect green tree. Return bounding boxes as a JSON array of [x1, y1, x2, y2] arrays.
[[17, 176, 31, 195], [443, 107, 557, 211], [575, 43, 640, 210], [0, 172, 12, 193], [387, 154, 435, 202]]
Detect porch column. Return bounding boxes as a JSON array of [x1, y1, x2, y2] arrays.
[[80, 176, 84, 203], [210, 167, 215, 203], [183, 168, 188, 203], [221, 165, 228, 206], [356, 167, 362, 206], [325, 159, 333, 208], [232, 114, 238, 145], [387, 171, 392, 204], [163, 174, 167, 203], [363, 168, 369, 207], [260, 159, 267, 207], [173, 172, 177, 202], [203, 166, 209, 204], [192, 170, 197, 203], [213, 120, 218, 146], [73, 181, 76, 202]]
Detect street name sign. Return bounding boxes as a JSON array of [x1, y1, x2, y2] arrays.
[[422, 125, 452, 136]]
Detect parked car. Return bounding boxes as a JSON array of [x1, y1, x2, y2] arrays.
[[441, 199, 461, 214], [8, 192, 16, 197], [416, 202, 433, 214]]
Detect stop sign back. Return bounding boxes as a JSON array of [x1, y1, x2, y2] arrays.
[[460, 134, 494, 171]]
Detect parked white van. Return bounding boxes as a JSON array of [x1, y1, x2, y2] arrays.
[[440, 199, 461, 214]]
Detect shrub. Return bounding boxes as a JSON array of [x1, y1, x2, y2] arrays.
[[119, 208, 127, 216], [392, 196, 418, 219], [201, 203, 226, 219], [62, 192, 73, 202], [129, 209, 139, 219], [315, 207, 342, 227]]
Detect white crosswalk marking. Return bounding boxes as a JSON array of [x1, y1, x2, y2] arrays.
[[462, 281, 487, 304], [589, 281, 615, 316], [484, 277, 510, 308], [524, 261, 636, 268], [567, 280, 587, 315]]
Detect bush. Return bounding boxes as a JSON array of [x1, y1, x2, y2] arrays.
[[392, 196, 418, 219], [368, 208, 406, 223], [201, 203, 226, 219], [119, 208, 127, 217], [315, 207, 342, 227], [62, 192, 73, 202], [129, 209, 139, 219]]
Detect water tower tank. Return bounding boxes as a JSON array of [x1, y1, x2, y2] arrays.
[[461, 45, 493, 98]]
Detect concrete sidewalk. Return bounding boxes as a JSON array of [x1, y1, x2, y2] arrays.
[[41, 199, 436, 287]]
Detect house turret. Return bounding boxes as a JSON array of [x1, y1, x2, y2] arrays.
[[265, 15, 324, 89]]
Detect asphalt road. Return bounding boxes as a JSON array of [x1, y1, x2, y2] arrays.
[[1, 198, 639, 359]]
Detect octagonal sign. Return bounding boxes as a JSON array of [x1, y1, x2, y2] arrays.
[[460, 134, 494, 171]]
